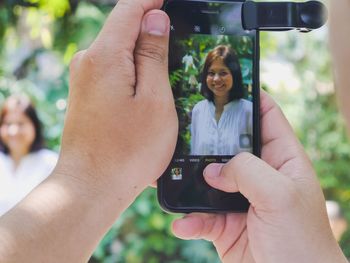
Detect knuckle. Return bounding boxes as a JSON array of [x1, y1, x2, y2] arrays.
[[135, 42, 167, 64], [69, 50, 86, 82], [83, 48, 136, 87], [85, 46, 133, 68], [81, 48, 100, 69], [70, 50, 86, 68]]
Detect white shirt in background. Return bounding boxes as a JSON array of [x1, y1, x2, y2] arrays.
[[0, 149, 58, 217], [190, 99, 253, 155]]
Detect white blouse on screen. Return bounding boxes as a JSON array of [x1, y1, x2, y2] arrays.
[[0, 149, 58, 217], [190, 99, 253, 156]]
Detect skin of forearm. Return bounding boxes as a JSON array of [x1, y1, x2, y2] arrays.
[[0, 169, 139, 263], [330, 0, 350, 129]]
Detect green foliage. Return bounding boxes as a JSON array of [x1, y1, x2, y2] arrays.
[[90, 188, 220, 263], [261, 29, 350, 257], [27, 0, 71, 18], [2, 0, 350, 261]]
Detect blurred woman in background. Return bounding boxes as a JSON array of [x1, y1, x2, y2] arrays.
[[0, 95, 58, 217]]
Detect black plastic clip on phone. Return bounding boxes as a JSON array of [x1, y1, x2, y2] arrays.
[[242, 1, 328, 32]]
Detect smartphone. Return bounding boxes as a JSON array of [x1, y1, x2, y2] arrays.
[[158, 0, 260, 213]]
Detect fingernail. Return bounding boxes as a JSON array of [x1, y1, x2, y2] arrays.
[[145, 13, 168, 36], [204, 163, 223, 178]]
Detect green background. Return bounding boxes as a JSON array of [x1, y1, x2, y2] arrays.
[[1, 0, 350, 262]]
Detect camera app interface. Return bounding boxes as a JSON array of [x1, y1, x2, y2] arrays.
[[175, 36, 253, 157], [162, 1, 256, 208]]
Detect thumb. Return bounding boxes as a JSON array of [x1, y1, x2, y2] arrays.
[[204, 153, 295, 209], [135, 10, 171, 97]]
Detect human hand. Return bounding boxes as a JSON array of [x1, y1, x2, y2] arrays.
[[0, 2, 178, 262], [56, 0, 178, 206], [172, 90, 347, 263]]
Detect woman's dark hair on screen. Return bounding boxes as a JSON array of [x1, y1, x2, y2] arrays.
[[201, 45, 244, 102], [0, 95, 44, 154]]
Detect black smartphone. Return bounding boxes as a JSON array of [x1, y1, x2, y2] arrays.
[[158, 0, 260, 213]]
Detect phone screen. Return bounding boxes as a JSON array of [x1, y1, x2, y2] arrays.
[[158, 0, 260, 213]]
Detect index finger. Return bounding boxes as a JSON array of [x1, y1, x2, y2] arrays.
[[90, 0, 164, 57]]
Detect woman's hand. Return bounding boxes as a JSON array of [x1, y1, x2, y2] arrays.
[[56, 0, 178, 206], [172, 90, 347, 263]]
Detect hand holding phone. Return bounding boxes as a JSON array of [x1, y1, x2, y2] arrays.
[[172, 90, 348, 263]]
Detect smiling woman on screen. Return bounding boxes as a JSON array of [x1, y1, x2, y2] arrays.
[[190, 45, 253, 156]]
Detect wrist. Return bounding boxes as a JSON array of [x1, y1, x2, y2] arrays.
[[0, 167, 133, 262], [53, 156, 141, 213]]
